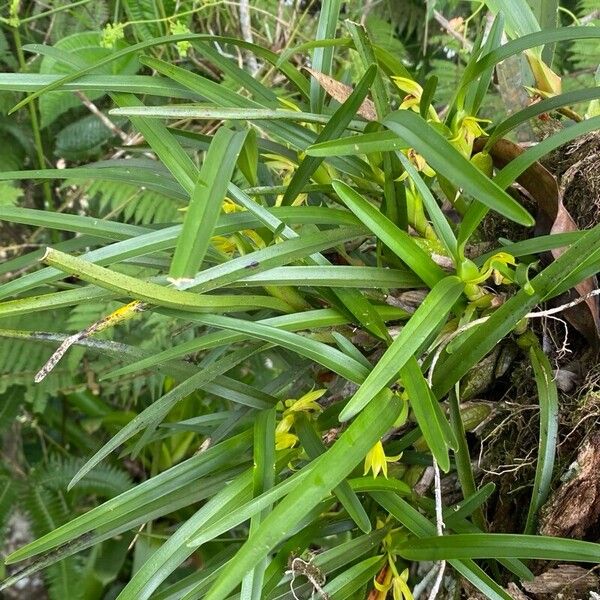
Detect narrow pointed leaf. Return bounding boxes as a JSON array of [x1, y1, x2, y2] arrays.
[[340, 277, 465, 422]]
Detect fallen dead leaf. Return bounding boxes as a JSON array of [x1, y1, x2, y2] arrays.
[[304, 67, 378, 121], [474, 137, 600, 344]]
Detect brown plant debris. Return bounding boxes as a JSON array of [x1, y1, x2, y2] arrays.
[[539, 432, 600, 539], [303, 67, 378, 120], [522, 564, 600, 599], [543, 131, 600, 231], [475, 136, 600, 343]]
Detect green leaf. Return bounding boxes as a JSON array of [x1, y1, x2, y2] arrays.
[[398, 533, 600, 563], [332, 180, 445, 287], [235, 266, 421, 289], [68, 346, 265, 490], [449, 389, 485, 531], [401, 357, 458, 472], [433, 224, 600, 397], [282, 65, 377, 205], [104, 305, 406, 381], [307, 129, 408, 156], [458, 27, 600, 99], [176, 314, 370, 384], [339, 277, 465, 422], [111, 93, 199, 195], [5, 431, 253, 564], [310, 0, 343, 111], [321, 555, 385, 599], [10, 33, 308, 114], [170, 127, 247, 279], [483, 0, 540, 39], [524, 343, 558, 535], [203, 390, 403, 600], [40, 248, 291, 314], [240, 409, 277, 600], [228, 183, 393, 342], [109, 106, 366, 130], [296, 415, 371, 533], [372, 492, 514, 600], [383, 111, 535, 226], [115, 468, 255, 600], [487, 87, 600, 148], [0, 73, 200, 99], [395, 150, 457, 258], [345, 21, 390, 119]]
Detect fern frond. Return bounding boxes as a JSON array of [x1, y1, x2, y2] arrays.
[[22, 485, 84, 600], [30, 456, 133, 499], [82, 178, 183, 225], [0, 467, 17, 540]]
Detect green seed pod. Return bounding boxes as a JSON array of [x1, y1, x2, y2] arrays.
[[459, 401, 492, 432], [470, 151, 493, 177]]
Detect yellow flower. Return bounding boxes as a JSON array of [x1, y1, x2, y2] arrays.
[[211, 235, 238, 255], [222, 199, 243, 213], [364, 441, 402, 479], [275, 413, 297, 449], [392, 76, 424, 112], [210, 199, 266, 256], [374, 569, 393, 600], [275, 389, 326, 450], [461, 116, 490, 145], [392, 570, 414, 600], [373, 568, 414, 600], [467, 252, 516, 285], [525, 52, 561, 95], [396, 148, 435, 181], [451, 115, 491, 156], [283, 389, 326, 414], [392, 76, 439, 121], [275, 431, 299, 450]]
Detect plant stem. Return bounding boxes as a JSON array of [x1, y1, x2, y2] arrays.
[[449, 385, 487, 531]]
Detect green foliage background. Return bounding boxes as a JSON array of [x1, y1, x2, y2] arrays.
[[0, 1, 599, 599]]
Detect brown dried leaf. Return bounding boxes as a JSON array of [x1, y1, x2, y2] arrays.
[[539, 433, 600, 539], [522, 564, 599, 598], [303, 67, 378, 121], [474, 137, 600, 342], [506, 583, 532, 600]]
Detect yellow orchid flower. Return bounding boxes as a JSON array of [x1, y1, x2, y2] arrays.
[[373, 568, 413, 600], [525, 51, 561, 96], [468, 252, 517, 285], [451, 115, 491, 156], [222, 199, 243, 213], [392, 76, 439, 121], [364, 440, 402, 479], [283, 388, 326, 413], [392, 570, 414, 600], [275, 431, 299, 450], [211, 235, 238, 256], [210, 199, 266, 256], [396, 148, 435, 181], [392, 76, 423, 112], [373, 568, 394, 600], [275, 414, 297, 450], [275, 389, 326, 450]]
